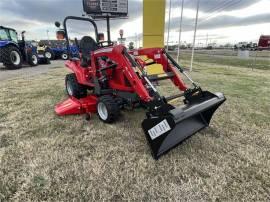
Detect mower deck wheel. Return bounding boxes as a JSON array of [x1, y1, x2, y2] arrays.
[[97, 95, 120, 123], [65, 73, 87, 98]]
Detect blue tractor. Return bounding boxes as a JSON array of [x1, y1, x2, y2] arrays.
[[51, 44, 79, 60], [0, 26, 49, 69], [37, 40, 79, 60]]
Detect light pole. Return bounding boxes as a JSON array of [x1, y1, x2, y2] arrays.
[[177, 0, 184, 63], [46, 30, 50, 42], [206, 33, 208, 47], [190, 0, 200, 72], [135, 32, 138, 48], [166, 0, 172, 51]]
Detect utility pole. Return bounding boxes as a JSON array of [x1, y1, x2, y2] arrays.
[[190, 0, 200, 72], [135, 33, 138, 48], [206, 33, 208, 47], [177, 0, 185, 63], [46, 30, 50, 42], [166, 0, 172, 51]]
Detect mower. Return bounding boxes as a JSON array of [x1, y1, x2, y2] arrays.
[[0, 26, 39, 69], [55, 16, 226, 159]]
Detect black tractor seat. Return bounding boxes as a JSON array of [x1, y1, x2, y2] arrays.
[[79, 36, 99, 67]]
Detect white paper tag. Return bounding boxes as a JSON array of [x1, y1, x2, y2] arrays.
[[148, 120, 171, 140]]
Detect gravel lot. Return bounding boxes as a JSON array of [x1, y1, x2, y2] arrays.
[[0, 60, 65, 81]]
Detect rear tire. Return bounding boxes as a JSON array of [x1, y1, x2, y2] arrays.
[[65, 73, 87, 99], [2, 46, 22, 69], [97, 95, 120, 123], [28, 53, 38, 66]]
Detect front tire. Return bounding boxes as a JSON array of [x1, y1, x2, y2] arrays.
[[2, 46, 22, 69], [61, 52, 68, 60], [97, 95, 120, 123], [65, 73, 87, 99], [44, 49, 54, 60], [28, 53, 38, 66]]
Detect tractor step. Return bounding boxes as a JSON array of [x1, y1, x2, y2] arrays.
[[148, 72, 175, 81]]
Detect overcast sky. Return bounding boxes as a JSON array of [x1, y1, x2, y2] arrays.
[[0, 0, 269, 46]]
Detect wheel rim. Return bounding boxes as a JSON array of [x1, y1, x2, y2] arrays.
[[62, 54, 68, 59], [32, 55, 38, 64], [66, 81, 73, 96], [97, 102, 108, 120], [45, 52, 52, 59], [10, 51, 20, 65]]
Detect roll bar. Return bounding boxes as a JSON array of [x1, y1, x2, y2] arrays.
[[62, 16, 100, 59]]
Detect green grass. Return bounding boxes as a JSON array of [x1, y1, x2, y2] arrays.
[[180, 49, 270, 58], [0, 62, 269, 201], [177, 52, 270, 70]]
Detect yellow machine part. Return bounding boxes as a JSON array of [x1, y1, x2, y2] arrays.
[[37, 46, 46, 51], [143, 0, 165, 48], [138, 55, 165, 75], [145, 64, 165, 75], [138, 55, 154, 64], [142, 0, 166, 75]]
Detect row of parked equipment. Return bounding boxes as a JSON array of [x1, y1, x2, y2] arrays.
[[0, 26, 79, 69], [0, 26, 50, 69], [37, 40, 79, 61]]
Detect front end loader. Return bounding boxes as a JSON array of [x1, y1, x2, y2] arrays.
[[55, 16, 226, 159]]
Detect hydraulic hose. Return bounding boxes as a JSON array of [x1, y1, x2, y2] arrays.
[[164, 50, 198, 88]]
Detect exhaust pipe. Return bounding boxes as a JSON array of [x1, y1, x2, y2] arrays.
[[142, 91, 226, 159]]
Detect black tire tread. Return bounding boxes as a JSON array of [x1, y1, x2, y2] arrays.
[[1, 46, 22, 69], [61, 52, 68, 60], [98, 95, 120, 123], [65, 73, 87, 98], [45, 48, 54, 60], [28, 52, 38, 66]]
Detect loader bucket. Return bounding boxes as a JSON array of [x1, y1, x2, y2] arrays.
[[142, 91, 226, 159]]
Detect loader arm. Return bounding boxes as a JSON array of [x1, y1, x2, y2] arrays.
[[132, 48, 226, 159], [133, 48, 188, 92], [93, 45, 154, 102]]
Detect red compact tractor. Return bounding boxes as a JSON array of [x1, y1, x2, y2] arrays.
[[55, 16, 226, 159]]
